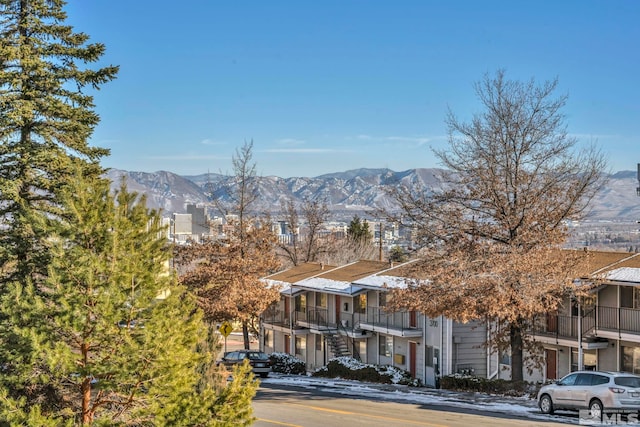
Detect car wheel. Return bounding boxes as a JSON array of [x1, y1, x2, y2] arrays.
[[259, 372, 269, 378], [589, 399, 603, 420], [539, 394, 554, 415]]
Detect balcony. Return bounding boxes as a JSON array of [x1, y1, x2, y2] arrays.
[[532, 313, 580, 339], [358, 306, 423, 337], [532, 305, 640, 343], [589, 306, 640, 336], [261, 308, 290, 327]]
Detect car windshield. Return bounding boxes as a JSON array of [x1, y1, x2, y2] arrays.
[[247, 352, 269, 361], [615, 377, 640, 388]]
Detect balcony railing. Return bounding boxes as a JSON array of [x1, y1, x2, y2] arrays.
[[533, 314, 579, 339], [358, 306, 421, 333], [532, 305, 640, 340], [594, 306, 640, 334], [262, 306, 332, 328], [261, 308, 289, 326], [263, 305, 416, 334]]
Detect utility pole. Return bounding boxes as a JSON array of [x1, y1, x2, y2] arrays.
[[637, 163, 640, 198], [379, 222, 383, 262]]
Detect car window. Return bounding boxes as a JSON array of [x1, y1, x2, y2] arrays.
[[248, 352, 268, 360], [575, 374, 593, 386], [559, 373, 579, 386], [615, 377, 640, 388], [226, 352, 238, 361], [591, 375, 609, 385]]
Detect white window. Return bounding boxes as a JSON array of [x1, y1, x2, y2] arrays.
[[379, 335, 392, 357], [317, 292, 327, 308]]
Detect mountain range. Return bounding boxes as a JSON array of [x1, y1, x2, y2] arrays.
[[105, 168, 640, 222]]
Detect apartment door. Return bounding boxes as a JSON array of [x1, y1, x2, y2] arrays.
[[546, 314, 558, 333], [545, 349, 557, 380], [409, 342, 417, 378], [409, 310, 417, 328], [335, 295, 341, 324], [284, 334, 291, 354]]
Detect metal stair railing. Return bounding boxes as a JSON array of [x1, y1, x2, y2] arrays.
[[336, 315, 361, 361]]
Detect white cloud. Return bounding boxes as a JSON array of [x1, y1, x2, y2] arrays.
[[348, 134, 445, 146], [147, 154, 229, 160], [277, 138, 306, 146], [265, 148, 351, 154], [200, 139, 227, 146], [385, 136, 431, 145]]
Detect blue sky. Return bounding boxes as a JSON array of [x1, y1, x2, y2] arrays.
[[66, 1, 639, 178]]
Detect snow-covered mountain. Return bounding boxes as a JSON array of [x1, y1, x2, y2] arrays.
[[106, 168, 640, 221]]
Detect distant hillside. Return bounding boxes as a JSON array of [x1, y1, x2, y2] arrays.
[[106, 168, 640, 221]]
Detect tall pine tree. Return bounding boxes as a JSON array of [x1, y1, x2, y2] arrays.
[[0, 0, 118, 286], [0, 173, 259, 425]]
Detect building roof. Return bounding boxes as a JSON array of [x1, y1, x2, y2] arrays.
[[605, 267, 640, 283], [313, 260, 389, 282], [583, 251, 640, 284], [293, 260, 390, 296], [262, 250, 640, 297], [263, 260, 414, 296], [586, 251, 640, 275], [264, 262, 337, 282]]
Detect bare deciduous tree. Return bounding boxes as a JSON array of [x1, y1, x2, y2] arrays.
[[278, 198, 331, 266], [388, 70, 606, 380], [178, 219, 281, 349], [177, 141, 281, 349]]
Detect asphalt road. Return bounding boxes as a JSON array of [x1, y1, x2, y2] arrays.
[[252, 383, 573, 427]]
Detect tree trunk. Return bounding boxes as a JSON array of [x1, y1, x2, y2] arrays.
[[510, 321, 524, 382], [81, 376, 93, 425], [242, 320, 250, 350]]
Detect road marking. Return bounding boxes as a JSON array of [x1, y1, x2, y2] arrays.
[[256, 418, 302, 427], [286, 402, 450, 427], [256, 418, 303, 427]]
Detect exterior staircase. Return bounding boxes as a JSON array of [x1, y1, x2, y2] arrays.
[[325, 331, 351, 358]]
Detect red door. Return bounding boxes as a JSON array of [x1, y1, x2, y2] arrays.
[[409, 342, 417, 378], [409, 311, 417, 328], [546, 314, 558, 333], [335, 295, 341, 324], [284, 335, 290, 354], [545, 349, 557, 380]]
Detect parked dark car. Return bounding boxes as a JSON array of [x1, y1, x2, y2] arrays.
[[538, 371, 640, 417], [217, 350, 271, 378]]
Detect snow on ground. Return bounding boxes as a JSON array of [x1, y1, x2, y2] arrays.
[[262, 373, 577, 424]]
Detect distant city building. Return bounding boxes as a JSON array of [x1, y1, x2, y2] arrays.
[[173, 213, 192, 235], [276, 220, 288, 235], [187, 204, 210, 236]]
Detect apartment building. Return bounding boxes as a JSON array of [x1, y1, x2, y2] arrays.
[[259, 250, 640, 386], [531, 251, 640, 382], [260, 260, 471, 387]]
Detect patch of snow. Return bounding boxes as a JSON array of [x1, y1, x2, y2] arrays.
[[606, 267, 640, 283]]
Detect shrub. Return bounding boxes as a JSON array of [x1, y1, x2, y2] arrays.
[[269, 352, 307, 375], [312, 357, 421, 386], [439, 374, 536, 397]]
